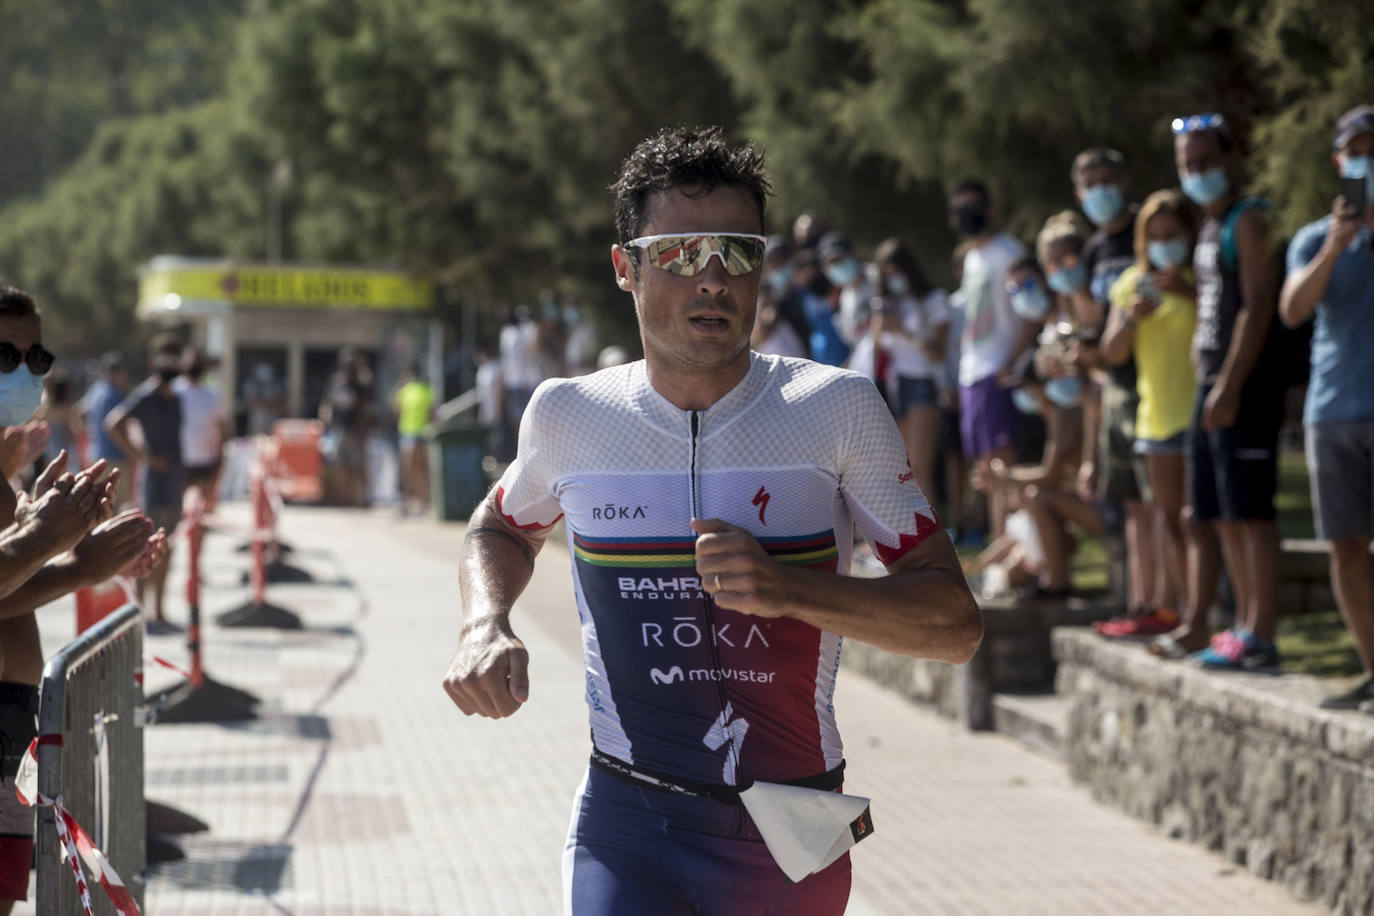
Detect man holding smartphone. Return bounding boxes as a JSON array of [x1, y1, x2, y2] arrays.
[[1279, 104, 1374, 712]]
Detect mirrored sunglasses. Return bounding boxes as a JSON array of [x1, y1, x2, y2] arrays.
[[626, 233, 768, 277], [0, 342, 55, 376]]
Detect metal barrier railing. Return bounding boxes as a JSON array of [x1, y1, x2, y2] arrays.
[[36, 602, 145, 915]]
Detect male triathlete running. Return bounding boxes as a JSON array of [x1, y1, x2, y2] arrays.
[[442, 125, 983, 915]]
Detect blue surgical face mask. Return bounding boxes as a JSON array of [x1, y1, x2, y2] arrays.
[[824, 258, 860, 288], [0, 367, 45, 427], [1044, 375, 1083, 409], [1340, 155, 1373, 180], [1047, 264, 1087, 295], [1180, 167, 1230, 206], [1010, 285, 1051, 321], [1012, 387, 1041, 415], [1147, 238, 1191, 269], [1081, 184, 1125, 227], [886, 273, 910, 296], [767, 265, 793, 297], [825, 258, 860, 288]]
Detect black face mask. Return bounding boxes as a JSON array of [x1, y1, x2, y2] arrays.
[[954, 207, 988, 237], [156, 368, 180, 384]]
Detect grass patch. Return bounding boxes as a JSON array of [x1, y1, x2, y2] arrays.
[[1277, 610, 1363, 678]]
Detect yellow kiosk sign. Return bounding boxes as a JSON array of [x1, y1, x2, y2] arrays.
[[138, 258, 432, 316]]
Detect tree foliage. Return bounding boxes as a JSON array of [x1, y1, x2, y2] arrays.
[[0, 0, 1369, 355]]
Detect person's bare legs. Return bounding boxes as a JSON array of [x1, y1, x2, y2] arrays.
[[146, 545, 173, 622], [944, 446, 968, 531], [1330, 536, 1374, 671], [1167, 509, 1219, 650], [1215, 519, 1251, 634], [982, 447, 1017, 539], [1023, 486, 1103, 591], [899, 405, 941, 507], [1146, 452, 1188, 609], [1239, 520, 1280, 643], [1124, 500, 1155, 611]]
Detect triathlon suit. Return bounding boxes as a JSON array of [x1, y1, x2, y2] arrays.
[[494, 352, 942, 916]]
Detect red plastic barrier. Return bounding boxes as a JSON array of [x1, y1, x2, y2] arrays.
[[270, 420, 324, 503], [74, 580, 128, 635]]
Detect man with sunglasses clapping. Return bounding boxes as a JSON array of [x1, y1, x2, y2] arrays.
[[443, 126, 981, 915]]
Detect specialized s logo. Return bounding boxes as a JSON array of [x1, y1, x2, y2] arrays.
[[752, 485, 770, 525], [898, 460, 914, 484]]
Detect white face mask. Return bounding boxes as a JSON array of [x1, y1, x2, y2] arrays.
[[0, 367, 44, 427]]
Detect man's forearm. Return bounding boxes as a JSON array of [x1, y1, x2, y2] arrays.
[[0, 526, 62, 601], [0, 558, 88, 620], [1216, 309, 1268, 393], [1280, 249, 1338, 327], [457, 501, 544, 629], [780, 540, 981, 663]]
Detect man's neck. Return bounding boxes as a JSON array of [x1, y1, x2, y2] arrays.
[[1103, 206, 1136, 235], [645, 353, 752, 413], [1204, 191, 1239, 220], [969, 228, 999, 249]]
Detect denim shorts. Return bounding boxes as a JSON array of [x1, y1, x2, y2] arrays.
[[1134, 432, 1187, 455], [896, 375, 939, 415]]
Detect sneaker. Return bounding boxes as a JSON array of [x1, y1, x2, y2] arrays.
[[145, 618, 184, 636], [1095, 608, 1180, 638], [1320, 677, 1374, 710], [1193, 630, 1279, 671]]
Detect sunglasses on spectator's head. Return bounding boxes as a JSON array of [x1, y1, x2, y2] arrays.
[[1006, 275, 1044, 297], [0, 342, 56, 376], [1171, 113, 1226, 135], [625, 233, 769, 277]]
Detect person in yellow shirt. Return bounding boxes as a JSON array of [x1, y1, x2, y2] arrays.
[[391, 364, 435, 517], [1100, 190, 1199, 638]]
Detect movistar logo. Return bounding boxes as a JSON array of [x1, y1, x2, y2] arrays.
[[650, 666, 684, 685]]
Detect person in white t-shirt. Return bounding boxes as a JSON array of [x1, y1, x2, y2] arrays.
[[948, 179, 1039, 538], [869, 238, 950, 501], [174, 349, 228, 501], [498, 306, 543, 440], [474, 346, 509, 462]]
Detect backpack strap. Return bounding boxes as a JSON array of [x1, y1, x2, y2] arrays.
[[1219, 197, 1271, 272]]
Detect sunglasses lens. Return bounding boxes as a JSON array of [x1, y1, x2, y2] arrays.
[[0, 343, 19, 374], [644, 236, 764, 277], [27, 347, 55, 376]]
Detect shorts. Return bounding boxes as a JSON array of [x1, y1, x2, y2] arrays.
[[1187, 381, 1281, 523], [895, 376, 939, 415], [563, 765, 851, 915], [399, 434, 424, 450], [940, 406, 962, 458], [184, 462, 220, 492], [1305, 419, 1374, 541], [1098, 381, 1143, 504], [0, 683, 38, 902], [959, 375, 1019, 460], [1134, 432, 1187, 456]]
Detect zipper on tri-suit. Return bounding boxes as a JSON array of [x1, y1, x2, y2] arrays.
[[690, 411, 746, 817]]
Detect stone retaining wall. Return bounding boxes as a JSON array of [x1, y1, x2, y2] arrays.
[[1054, 629, 1374, 914]]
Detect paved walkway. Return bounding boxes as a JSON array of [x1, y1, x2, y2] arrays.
[[29, 504, 1320, 915]]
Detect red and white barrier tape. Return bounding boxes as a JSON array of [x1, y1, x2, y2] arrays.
[[14, 735, 141, 916]]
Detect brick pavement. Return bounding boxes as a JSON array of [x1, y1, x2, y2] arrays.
[[25, 504, 1320, 915]]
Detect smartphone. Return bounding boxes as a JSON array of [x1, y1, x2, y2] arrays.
[[1341, 175, 1368, 214], [1136, 274, 1161, 302]]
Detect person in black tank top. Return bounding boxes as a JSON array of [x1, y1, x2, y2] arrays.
[[1147, 116, 1285, 671]]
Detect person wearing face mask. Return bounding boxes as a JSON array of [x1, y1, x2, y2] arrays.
[[106, 332, 188, 632], [817, 232, 873, 348], [1160, 113, 1287, 670], [1279, 105, 1374, 712], [948, 179, 1034, 541], [0, 285, 164, 912], [758, 235, 812, 356], [869, 238, 951, 501], [174, 349, 229, 508], [1098, 191, 1200, 639], [791, 247, 849, 367]]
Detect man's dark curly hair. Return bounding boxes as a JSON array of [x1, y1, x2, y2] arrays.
[[610, 125, 772, 247]]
